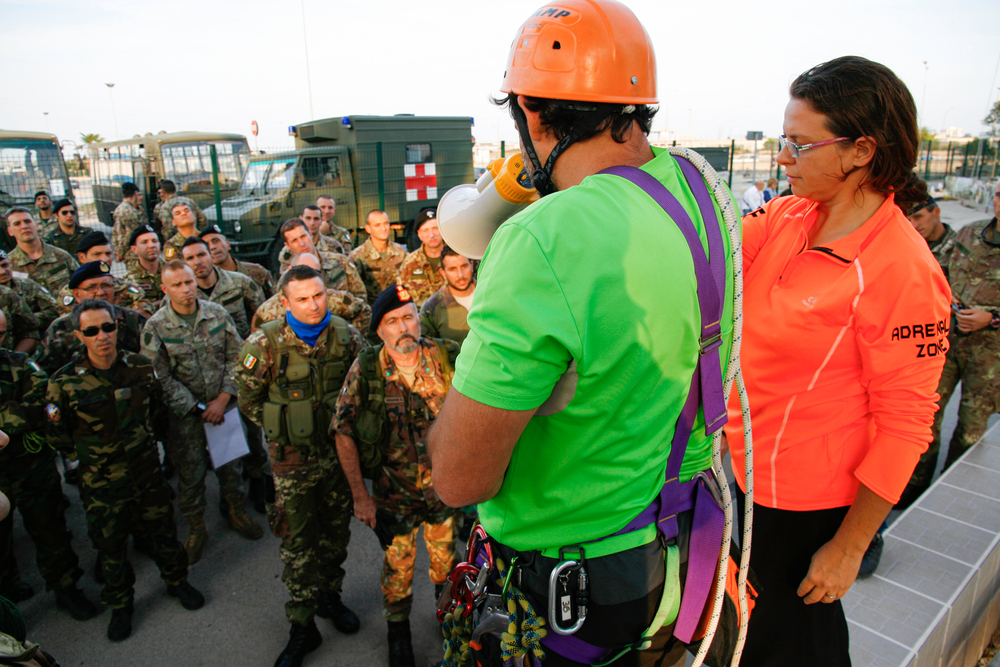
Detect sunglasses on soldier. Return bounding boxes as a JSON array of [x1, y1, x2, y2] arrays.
[[79, 322, 117, 337]]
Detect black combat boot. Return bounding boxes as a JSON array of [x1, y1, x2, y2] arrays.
[[54, 586, 98, 621], [167, 580, 206, 610], [273, 620, 322, 667], [316, 590, 360, 634], [107, 604, 133, 642], [387, 619, 415, 667]]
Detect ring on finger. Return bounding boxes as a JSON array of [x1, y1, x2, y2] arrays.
[[825, 593, 838, 599]]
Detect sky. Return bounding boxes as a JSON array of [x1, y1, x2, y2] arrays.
[[2, 0, 999, 152]]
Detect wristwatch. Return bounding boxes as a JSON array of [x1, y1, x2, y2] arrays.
[[192, 401, 208, 415], [991, 311, 1000, 330]]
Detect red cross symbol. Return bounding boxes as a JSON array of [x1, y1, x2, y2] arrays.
[[404, 163, 437, 201]]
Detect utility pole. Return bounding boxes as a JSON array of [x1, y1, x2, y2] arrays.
[[105, 83, 120, 140]]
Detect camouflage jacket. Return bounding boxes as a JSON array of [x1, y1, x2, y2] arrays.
[[398, 246, 444, 307], [950, 219, 1000, 313], [140, 299, 241, 416], [36, 215, 58, 239], [197, 267, 266, 339], [154, 195, 206, 241], [326, 223, 354, 253], [236, 317, 366, 444], [230, 258, 275, 300], [125, 260, 165, 303], [8, 243, 80, 294], [111, 200, 148, 259], [928, 223, 959, 280], [57, 277, 155, 319], [308, 250, 367, 303], [333, 338, 455, 515], [0, 284, 41, 350], [37, 306, 148, 375], [350, 238, 407, 302], [42, 223, 88, 257], [8, 274, 60, 332], [0, 349, 48, 459], [419, 285, 471, 346], [45, 350, 166, 493], [251, 288, 372, 333], [277, 234, 345, 273], [162, 232, 191, 261]]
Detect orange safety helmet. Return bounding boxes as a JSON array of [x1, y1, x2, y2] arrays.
[[500, 0, 658, 105]]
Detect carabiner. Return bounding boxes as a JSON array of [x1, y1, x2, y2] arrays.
[[548, 560, 587, 635]]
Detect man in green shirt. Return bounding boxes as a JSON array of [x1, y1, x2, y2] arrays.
[[428, 2, 737, 665]]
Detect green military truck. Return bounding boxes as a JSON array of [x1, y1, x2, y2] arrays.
[[205, 115, 474, 268]]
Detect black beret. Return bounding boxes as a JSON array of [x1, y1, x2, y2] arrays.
[[128, 225, 158, 247], [181, 235, 209, 250], [75, 231, 110, 256], [53, 198, 73, 214], [69, 261, 112, 290], [414, 209, 437, 231], [34, 191, 48, 200], [199, 224, 225, 239], [370, 284, 415, 332]]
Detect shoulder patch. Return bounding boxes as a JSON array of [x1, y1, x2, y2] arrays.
[[46, 403, 60, 422], [128, 285, 141, 294], [63, 295, 74, 306], [165, 247, 176, 259], [242, 353, 258, 370], [28, 361, 42, 373]]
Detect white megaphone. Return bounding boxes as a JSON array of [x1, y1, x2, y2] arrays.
[[437, 153, 538, 260]]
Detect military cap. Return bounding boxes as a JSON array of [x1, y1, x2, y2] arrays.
[[75, 231, 111, 256], [69, 261, 112, 290], [370, 284, 414, 332], [181, 235, 209, 250], [908, 196, 937, 217], [34, 190, 48, 200], [128, 224, 158, 247], [122, 182, 139, 196], [414, 209, 437, 232], [199, 224, 226, 239], [53, 198, 74, 214]]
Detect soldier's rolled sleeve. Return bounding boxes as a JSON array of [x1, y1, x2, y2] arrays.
[[332, 360, 362, 438], [141, 324, 198, 415]]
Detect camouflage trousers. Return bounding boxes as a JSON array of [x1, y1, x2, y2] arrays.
[[381, 514, 455, 622], [82, 474, 187, 609], [242, 411, 268, 480], [0, 448, 81, 592], [268, 442, 353, 626], [911, 332, 1000, 487], [165, 414, 244, 517]]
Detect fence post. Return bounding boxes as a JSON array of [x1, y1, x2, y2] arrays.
[[924, 140, 932, 179], [209, 145, 223, 225], [376, 141, 385, 212], [962, 142, 971, 176], [728, 139, 735, 189]]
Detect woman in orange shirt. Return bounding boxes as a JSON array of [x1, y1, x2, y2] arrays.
[[726, 56, 951, 666]]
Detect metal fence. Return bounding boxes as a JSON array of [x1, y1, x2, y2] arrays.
[[915, 138, 999, 182]]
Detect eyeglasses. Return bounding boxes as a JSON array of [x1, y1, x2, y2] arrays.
[[58, 210, 77, 216], [778, 135, 852, 158], [79, 322, 117, 337]]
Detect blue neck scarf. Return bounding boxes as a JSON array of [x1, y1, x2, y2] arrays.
[[285, 310, 331, 347]]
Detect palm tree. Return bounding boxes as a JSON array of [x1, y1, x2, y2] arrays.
[[80, 133, 104, 144]]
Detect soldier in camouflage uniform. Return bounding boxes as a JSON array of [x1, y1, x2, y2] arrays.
[[277, 206, 346, 272], [31, 191, 57, 238], [350, 210, 407, 305], [398, 210, 445, 307], [0, 307, 96, 620], [236, 265, 365, 667], [200, 225, 275, 299], [141, 260, 262, 563], [0, 282, 41, 354], [152, 180, 206, 241], [900, 182, 1000, 508], [42, 200, 88, 257], [162, 202, 201, 261], [908, 196, 959, 279], [252, 252, 370, 333], [45, 299, 204, 641], [56, 233, 153, 318], [5, 208, 79, 294], [334, 285, 458, 667], [124, 225, 165, 304], [111, 183, 149, 262], [317, 195, 354, 252], [419, 246, 476, 347], [279, 219, 367, 302], [0, 250, 59, 333], [37, 263, 148, 375], [180, 236, 269, 512]]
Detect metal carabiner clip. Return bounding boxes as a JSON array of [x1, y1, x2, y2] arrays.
[[548, 560, 587, 635]]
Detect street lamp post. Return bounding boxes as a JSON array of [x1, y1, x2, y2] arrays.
[[105, 83, 120, 140]]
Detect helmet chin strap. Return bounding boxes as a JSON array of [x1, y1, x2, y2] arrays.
[[509, 99, 577, 197]]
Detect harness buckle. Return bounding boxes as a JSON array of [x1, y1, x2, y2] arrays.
[[699, 332, 723, 355]]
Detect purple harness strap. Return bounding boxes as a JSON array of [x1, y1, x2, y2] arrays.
[[539, 158, 729, 663]]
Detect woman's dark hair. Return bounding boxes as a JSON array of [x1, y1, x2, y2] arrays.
[[493, 93, 657, 144], [791, 55, 924, 211]]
